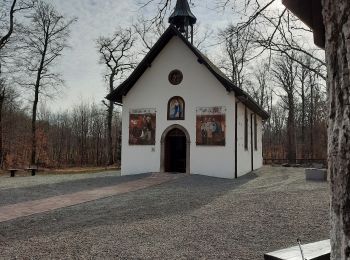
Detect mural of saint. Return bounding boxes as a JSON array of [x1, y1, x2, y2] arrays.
[[168, 97, 185, 120], [129, 109, 156, 145], [196, 107, 226, 146]]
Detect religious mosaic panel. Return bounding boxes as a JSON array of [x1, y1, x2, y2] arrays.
[[168, 96, 185, 120], [129, 108, 156, 145], [196, 106, 226, 146]]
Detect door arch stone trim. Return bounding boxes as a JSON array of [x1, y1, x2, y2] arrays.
[[160, 124, 191, 174]]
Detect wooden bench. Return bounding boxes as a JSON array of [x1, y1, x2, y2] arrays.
[[26, 167, 38, 176], [264, 239, 330, 260], [8, 169, 21, 177], [7, 166, 38, 177]]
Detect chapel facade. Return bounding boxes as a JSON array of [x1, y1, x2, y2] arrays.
[[107, 0, 269, 179]]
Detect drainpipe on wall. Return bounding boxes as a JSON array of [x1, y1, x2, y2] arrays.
[[251, 113, 254, 172], [235, 100, 240, 179]]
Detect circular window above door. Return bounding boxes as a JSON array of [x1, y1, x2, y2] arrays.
[[168, 70, 183, 85]]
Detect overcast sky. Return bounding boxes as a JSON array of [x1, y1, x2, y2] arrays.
[[44, 0, 240, 112]]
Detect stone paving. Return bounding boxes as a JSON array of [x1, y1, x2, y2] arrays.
[[0, 173, 181, 223]]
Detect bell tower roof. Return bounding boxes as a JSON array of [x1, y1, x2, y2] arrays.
[[168, 0, 197, 27], [168, 0, 196, 43]]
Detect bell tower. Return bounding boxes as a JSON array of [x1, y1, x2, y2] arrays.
[[168, 0, 197, 44]]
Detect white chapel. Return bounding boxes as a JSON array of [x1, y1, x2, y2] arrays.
[[107, 0, 269, 179]]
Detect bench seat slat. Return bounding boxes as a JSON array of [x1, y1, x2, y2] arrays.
[[264, 240, 330, 260]]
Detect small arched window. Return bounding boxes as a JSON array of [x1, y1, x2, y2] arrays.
[[167, 96, 185, 120]]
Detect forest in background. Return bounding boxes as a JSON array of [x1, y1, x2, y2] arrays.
[[0, 0, 327, 169], [1, 98, 121, 168]]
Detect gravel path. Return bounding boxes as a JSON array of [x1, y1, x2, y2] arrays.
[[0, 171, 154, 207], [0, 170, 121, 190], [0, 167, 329, 259]]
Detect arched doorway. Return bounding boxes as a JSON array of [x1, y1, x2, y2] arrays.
[[160, 125, 190, 174]]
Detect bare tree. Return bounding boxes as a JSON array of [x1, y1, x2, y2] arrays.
[[271, 53, 298, 164], [0, 78, 18, 168], [306, 71, 326, 160], [294, 54, 311, 159], [0, 0, 18, 51], [97, 28, 135, 165], [72, 102, 90, 165], [0, 0, 28, 167], [0, 0, 37, 76], [139, 0, 326, 79], [296, 56, 309, 145], [245, 62, 271, 111], [133, 16, 211, 56], [245, 62, 274, 160], [133, 17, 166, 55], [252, 13, 326, 81], [90, 103, 107, 166], [19, 1, 75, 166], [219, 24, 254, 88], [267, 102, 287, 159], [0, 0, 36, 49], [0, 94, 124, 168]]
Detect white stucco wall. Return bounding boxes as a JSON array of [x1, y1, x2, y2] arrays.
[[236, 103, 250, 176], [236, 103, 263, 177], [253, 116, 263, 170], [121, 36, 263, 179]]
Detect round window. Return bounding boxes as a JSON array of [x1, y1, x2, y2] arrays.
[[168, 70, 183, 85]]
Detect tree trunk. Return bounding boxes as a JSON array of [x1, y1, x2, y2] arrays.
[[301, 78, 306, 159], [31, 32, 48, 166], [0, 89, 4, 168], [287, 94, 296, 164], [107, 100, 114, 165], [31, 84, 39, 165], [322, 0, 350, 258], [106, 70, 116, 166], [310, 80, 314, 159], [301, 80, 305, 143]]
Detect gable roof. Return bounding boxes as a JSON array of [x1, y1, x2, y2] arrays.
[[106, 25, 269, 120]]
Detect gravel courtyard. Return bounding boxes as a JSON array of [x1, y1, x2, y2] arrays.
[[0, 167, 329, 259]]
